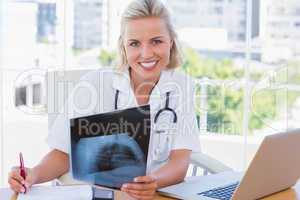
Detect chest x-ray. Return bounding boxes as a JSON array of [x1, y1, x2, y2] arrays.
[[70, 105, 151, 189]]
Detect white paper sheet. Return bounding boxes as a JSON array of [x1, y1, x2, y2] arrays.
[[17, 185, 93, 200]]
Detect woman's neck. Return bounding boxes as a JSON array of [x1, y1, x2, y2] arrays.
[[129, 68, 160, 105]]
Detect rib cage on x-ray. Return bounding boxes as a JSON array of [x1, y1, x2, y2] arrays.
[[72, 134, 146, 188], [95, 135, 144, 171]]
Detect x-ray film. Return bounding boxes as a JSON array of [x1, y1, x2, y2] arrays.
[[70, 105, 151, 189]]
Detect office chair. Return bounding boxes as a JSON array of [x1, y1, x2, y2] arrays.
[[190, 152, 232, 176], [47, 70, 232, 185]]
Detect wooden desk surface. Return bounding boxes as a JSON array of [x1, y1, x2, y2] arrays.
[[1, 183, 300, 200]]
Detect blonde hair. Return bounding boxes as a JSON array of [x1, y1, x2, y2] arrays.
[[117, 0, 182, 70]]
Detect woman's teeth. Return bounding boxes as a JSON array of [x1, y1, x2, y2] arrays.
[[140, 61, 157, 69]]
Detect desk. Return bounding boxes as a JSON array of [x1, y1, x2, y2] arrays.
[[1, 183, 300, 200], [0, 187, 174, 200]]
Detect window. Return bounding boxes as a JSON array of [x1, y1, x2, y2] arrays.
[[32, 83, 42, 105], [240, 20, 246, 26], [238, 33, 245, 40], [210, 6, 223, 15], [15, 86, 27, 107], [293, 8, 300, 15]]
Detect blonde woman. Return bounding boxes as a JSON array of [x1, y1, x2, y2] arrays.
[[8, 0, 200, 199]]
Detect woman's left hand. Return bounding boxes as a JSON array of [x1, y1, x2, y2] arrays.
[[121, 175, 158, 200]]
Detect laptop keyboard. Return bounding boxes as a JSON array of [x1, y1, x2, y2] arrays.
[[198, 182, 239, 200]]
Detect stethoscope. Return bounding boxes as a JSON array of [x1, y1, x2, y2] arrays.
[[114, 89, 177, 162]]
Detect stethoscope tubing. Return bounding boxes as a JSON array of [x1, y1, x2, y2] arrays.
[[114, 89, 177, 123]]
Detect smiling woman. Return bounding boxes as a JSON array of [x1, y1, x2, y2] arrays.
[[117, 0, 182, 106], [8, 1, 201, 200]]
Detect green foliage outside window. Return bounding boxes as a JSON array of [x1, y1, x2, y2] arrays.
[[181, 48, 300, 135], [181, 48, 245, 134], [98, 49, 117, 67]]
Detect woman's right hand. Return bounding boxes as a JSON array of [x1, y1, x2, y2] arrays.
[[8, 167, 37, 193]]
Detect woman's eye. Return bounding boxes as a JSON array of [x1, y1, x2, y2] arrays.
[[129, 41, 139, 47], [152, 40, 162, 45]]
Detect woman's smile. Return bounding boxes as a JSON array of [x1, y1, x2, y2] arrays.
[[138, 60, 159, 71]]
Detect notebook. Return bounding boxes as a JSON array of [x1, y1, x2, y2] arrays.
[[70, 105, 151, 189], [17, 185, 113, 200]]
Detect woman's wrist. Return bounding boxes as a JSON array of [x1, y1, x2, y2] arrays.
[[30, 165, 43, 184], [148, 173, 160, 189]]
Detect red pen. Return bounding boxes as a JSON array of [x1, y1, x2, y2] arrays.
[[19, 152, 27, 193]]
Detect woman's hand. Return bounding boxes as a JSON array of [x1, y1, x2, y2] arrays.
[[8, 167, 37, 193], [121, 175, 158, 200]]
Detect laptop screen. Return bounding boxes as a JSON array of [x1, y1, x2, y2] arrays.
[[70, 105, 151, 189]]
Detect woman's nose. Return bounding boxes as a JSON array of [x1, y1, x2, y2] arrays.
[[140, 44, 154, 58]]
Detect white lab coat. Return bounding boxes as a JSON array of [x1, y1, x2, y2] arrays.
[[47, 67, 201, 173]]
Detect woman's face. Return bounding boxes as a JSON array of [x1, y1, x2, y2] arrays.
[[123, 16, 173, 82]]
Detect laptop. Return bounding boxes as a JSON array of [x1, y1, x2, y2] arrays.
[[159, 129, 300, 200], [70, 105, 151, 189]]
